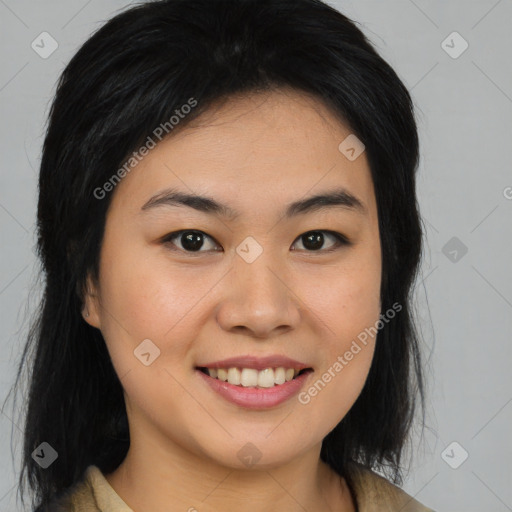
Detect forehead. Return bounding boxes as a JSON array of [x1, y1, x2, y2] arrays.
[[108, 88, 376, 220]]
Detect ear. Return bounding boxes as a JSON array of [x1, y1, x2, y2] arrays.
[[81, 274, 102, 329]]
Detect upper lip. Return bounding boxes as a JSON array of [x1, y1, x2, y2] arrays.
[[196, 355, 312, 371]]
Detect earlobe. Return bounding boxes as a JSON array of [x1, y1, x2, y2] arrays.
[[81, 275, 101, 328]]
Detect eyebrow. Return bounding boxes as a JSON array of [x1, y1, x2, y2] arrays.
[[140, 186, 367, 220]]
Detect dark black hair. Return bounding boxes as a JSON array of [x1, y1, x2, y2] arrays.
[[5, 0, 427, 509]]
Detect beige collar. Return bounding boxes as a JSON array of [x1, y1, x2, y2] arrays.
[[344, 461, 434, 511]]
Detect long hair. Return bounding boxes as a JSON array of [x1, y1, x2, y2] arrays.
[[6, 0, 426, 509]]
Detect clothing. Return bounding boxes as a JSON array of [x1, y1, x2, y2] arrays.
[[343, 463, 434, 511], [40, 462, 434, 511]]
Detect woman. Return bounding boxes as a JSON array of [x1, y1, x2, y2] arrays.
[[10, 0, 434, 510]]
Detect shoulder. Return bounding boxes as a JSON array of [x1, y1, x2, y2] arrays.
[[344, 461, 435, 512], [36, 466, 100, 512], [38, 465, 133, 512]]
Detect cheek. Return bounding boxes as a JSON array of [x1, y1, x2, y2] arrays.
[[295, 249, 381, 422], [303, 247, 381, 344], [310, 269, 379, 382], [96, 233, 209, 379], [299, 344, 374, 438], [98, 236, 193, 334], [95, 246, 206, 423], [295, 290, 379, 436]]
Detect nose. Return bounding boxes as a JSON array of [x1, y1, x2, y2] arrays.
[[215, 255, 302, 339]]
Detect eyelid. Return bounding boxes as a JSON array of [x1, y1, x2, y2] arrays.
[[161, 229, 351, 254], [160, 230, 221, 253], [292, 230, 351, 253]]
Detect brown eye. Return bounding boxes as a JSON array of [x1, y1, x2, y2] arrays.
[[162, 230, 221, 253], [291, 230, 350, 252], [161, 229, 350, 255]]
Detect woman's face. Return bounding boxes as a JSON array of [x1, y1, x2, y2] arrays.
[[85, 89, 382, 470]]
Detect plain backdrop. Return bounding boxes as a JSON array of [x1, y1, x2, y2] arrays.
[[0, 1, 511, 511]]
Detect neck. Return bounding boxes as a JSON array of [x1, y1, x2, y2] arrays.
[[104, 426, 355, 512]]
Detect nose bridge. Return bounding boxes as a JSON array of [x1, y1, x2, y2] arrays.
[[238, 255, 283, 305], [216, 245, 300, 336], [234, 233, 284, 299]]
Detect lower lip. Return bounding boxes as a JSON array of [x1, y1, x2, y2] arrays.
[[195, 369, 313, 409]]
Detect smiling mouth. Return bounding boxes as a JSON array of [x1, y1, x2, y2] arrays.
[[196, 366, 313, 388]]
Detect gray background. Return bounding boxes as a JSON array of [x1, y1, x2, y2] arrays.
[[1, 0, 511, 510]]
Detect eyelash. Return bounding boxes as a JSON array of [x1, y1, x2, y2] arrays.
[[161, 229, 351, 255]]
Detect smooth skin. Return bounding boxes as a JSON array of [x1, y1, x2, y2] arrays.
[[83, 88, 382, 512]]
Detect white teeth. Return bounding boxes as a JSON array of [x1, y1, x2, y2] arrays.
[[275, 367, 286, 385], [204, 366, 307, 387], [257, 368, 275, 388], [227, 367, 241, 385], [240, 368, 258, 387]]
